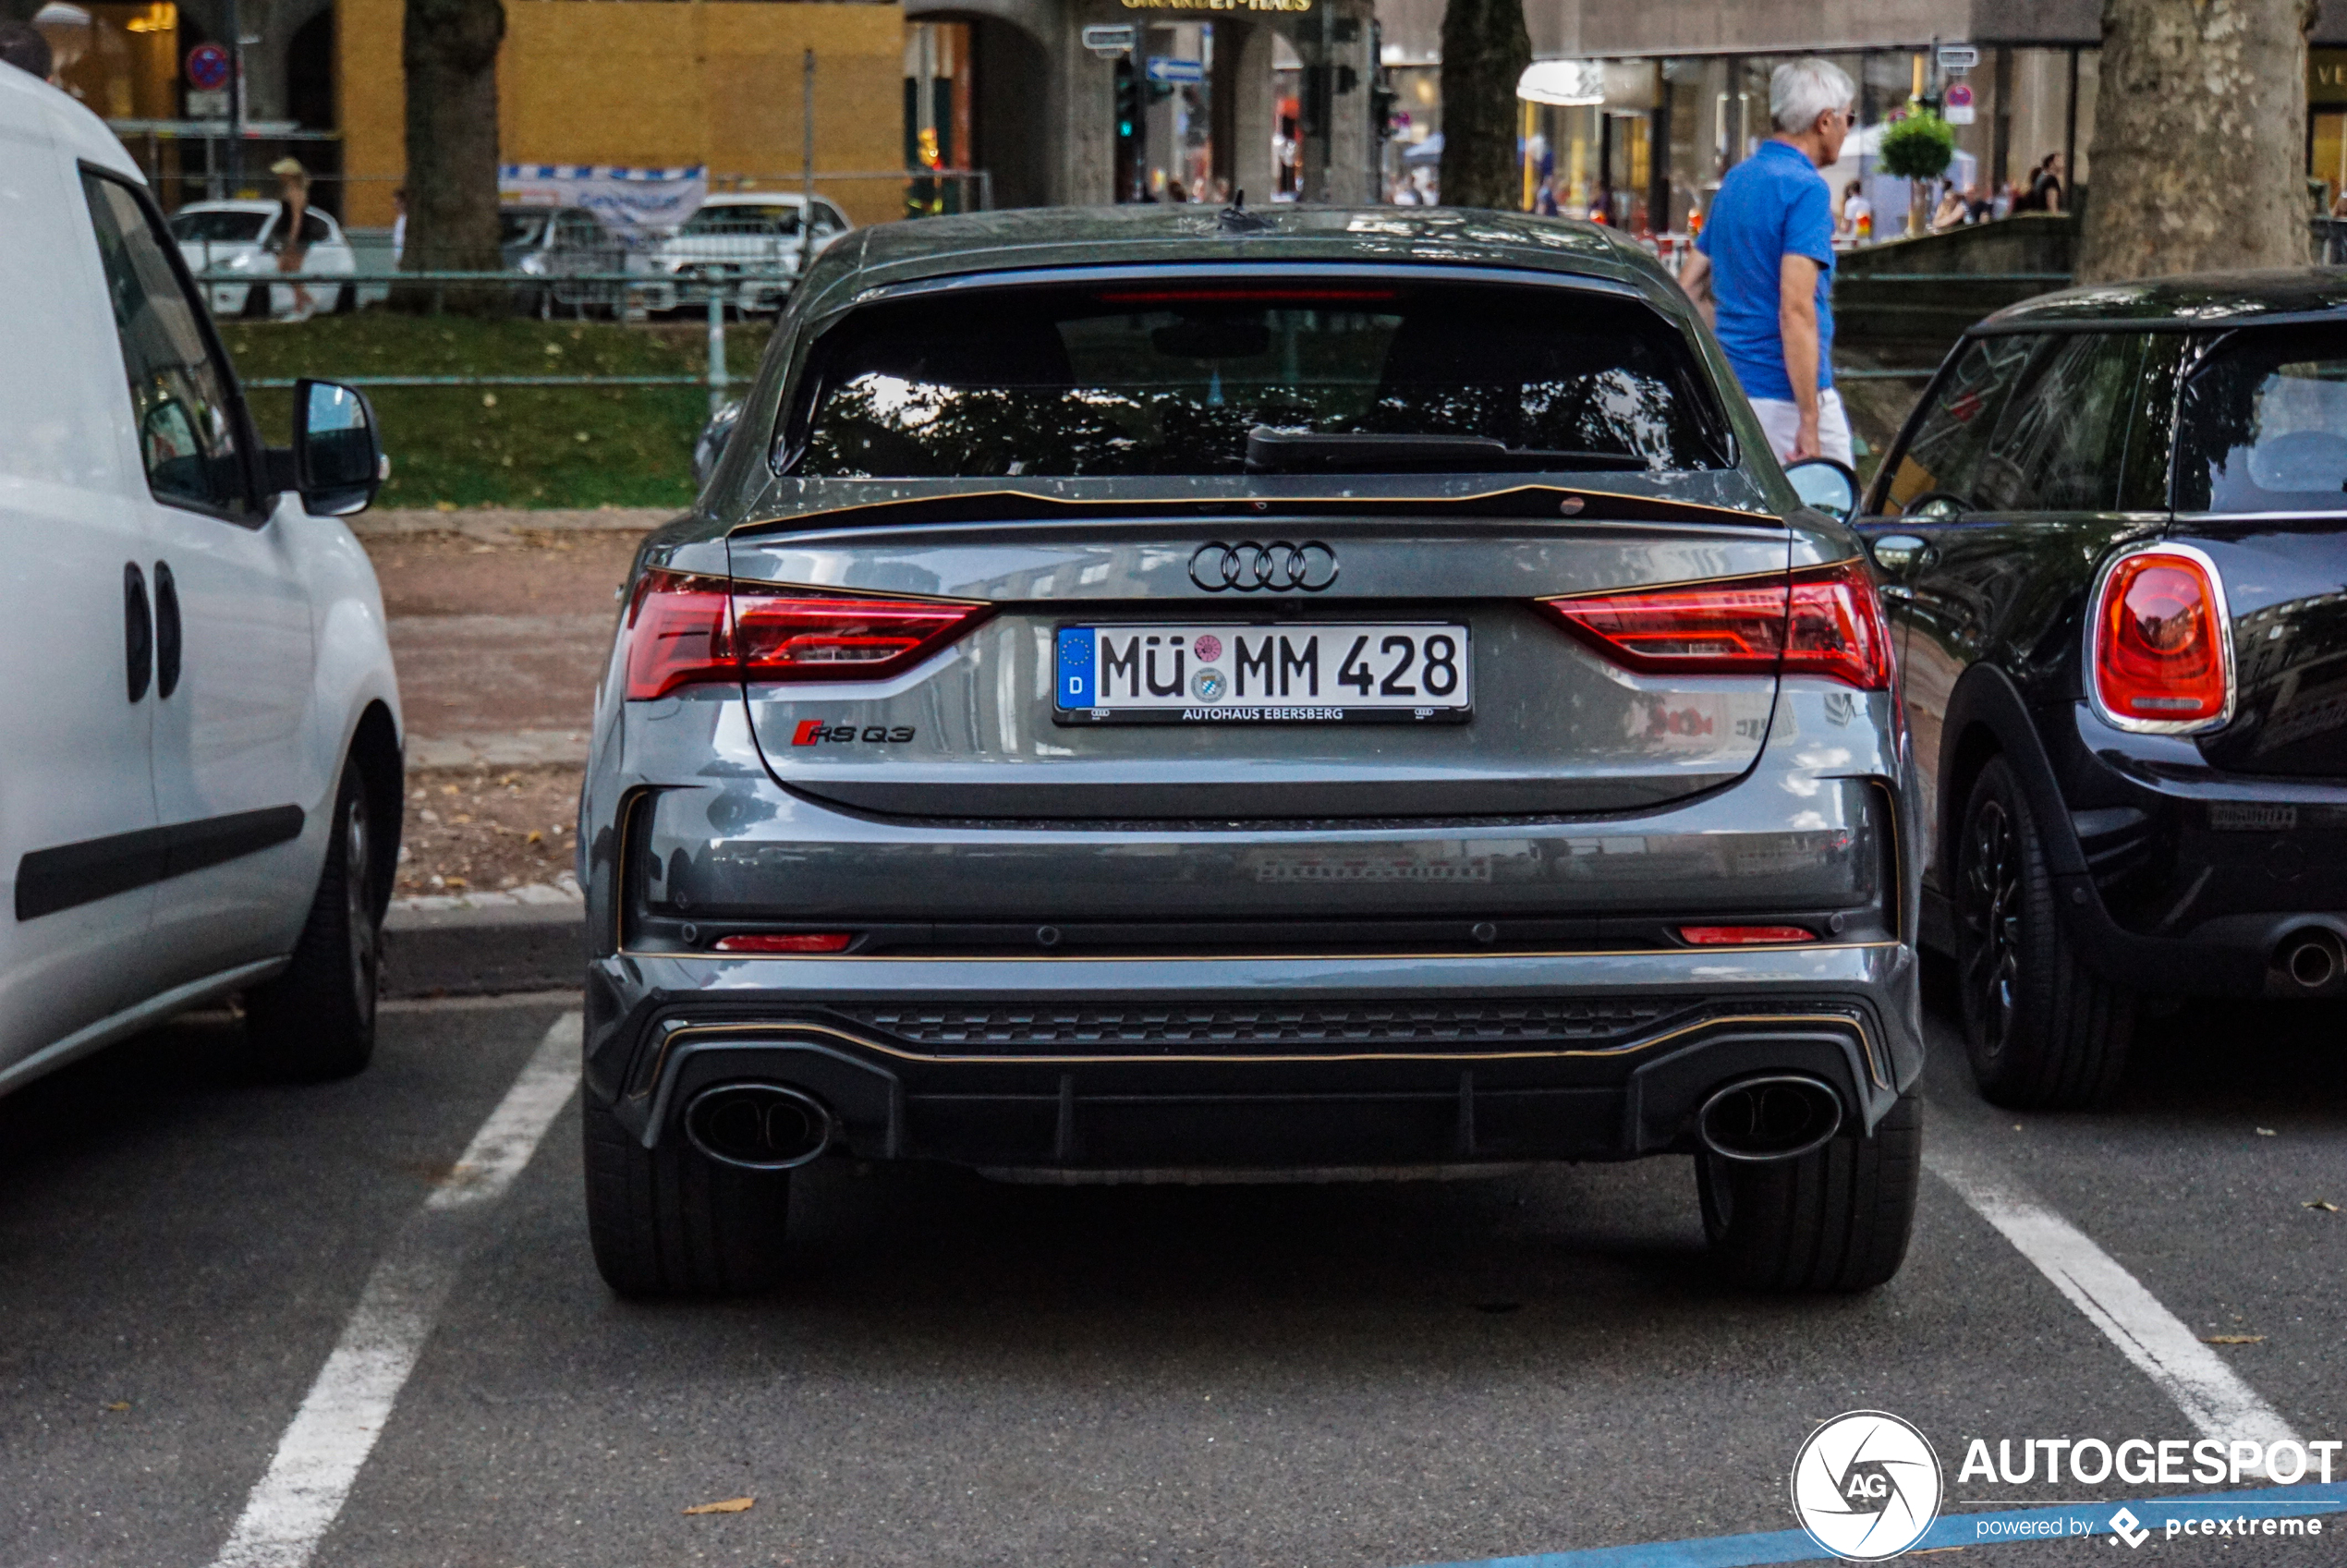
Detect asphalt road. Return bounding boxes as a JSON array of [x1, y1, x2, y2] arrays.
[[3, 991, 2343, 1568]]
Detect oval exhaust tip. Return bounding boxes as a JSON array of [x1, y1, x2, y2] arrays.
[[2280, 930, 2341, 991], [1696, 1075, 1843, 1162], [684, 1083, 836, 1171]]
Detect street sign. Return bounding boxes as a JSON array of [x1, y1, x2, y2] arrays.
[[1080, 25, 1137, 56], [187, 42, 230, 91], [1937, 43, 1979, 74], [1144, 56, 1203, 85], [1944, 81, 1976, 125]]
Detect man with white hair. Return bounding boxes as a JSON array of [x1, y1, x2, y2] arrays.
[[1677, 58, 1855, 467]]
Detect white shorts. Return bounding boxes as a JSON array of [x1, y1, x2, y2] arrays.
[[1748, 389, 1854, 468]]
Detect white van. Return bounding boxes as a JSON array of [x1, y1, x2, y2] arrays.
[[0, 68, 404, 1092]]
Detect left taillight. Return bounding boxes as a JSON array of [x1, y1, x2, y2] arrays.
[[624, 568, 991, 699], [1535, 557, 1893, 691]]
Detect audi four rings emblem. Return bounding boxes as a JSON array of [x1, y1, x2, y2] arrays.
[[1188, 541, 1339, 592]]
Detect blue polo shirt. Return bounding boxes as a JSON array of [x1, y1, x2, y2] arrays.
[[1696, 139, 1836, 402]]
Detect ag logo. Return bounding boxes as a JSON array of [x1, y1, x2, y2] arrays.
[[1790, 1411, 1942, 1561]]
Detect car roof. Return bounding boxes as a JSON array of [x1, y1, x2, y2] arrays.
[[699, 192, 814, 206], [1979, 268, 2347, 333], [797, 205, 1658, 318], [176, 200, 281, 214]]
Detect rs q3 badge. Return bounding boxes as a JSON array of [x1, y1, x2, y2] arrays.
[[793, 721, 916, 746]]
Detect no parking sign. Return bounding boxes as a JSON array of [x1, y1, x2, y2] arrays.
[[187, 43, 230, 91]]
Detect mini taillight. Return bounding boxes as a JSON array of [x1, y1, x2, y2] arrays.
[[2091, 549, 2231, 729], [711, 932, 855, 954], [624, 569, 990, 699], [1537, 558, 1892, 690], [1679, 925, 1816, 945]]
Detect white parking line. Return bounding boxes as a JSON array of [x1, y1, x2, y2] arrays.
[[1927, 1143, 2300, 1448], [207, 1013, 581, 1568]]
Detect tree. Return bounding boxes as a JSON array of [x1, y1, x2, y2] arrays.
[[398, 0, 505, 309], [1437, 0, 1530, 211], [1879, 110, 1955, 239], [2078, 0, 2316, 283]]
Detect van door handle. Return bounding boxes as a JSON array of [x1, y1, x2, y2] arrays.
[[153, 561, 182, 699], [124, 562, 152, 704]]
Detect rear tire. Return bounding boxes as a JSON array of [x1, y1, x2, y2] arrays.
[[583, 1090, 792, 1297], [1699, 1088, 1921, 1292], [244, 761, 380, 1080], [1953, 757, 2134, 1108]]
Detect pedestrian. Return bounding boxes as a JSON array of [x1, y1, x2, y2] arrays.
[[1836, 179, 1869, 242], [1674, 56, 1855, 467], [390, 187, 407, 265], [267, 156, 318, 320], [2032, 152, 2066, 214], [1931, 181, 1969, 231], [0, 19, 52, 80]]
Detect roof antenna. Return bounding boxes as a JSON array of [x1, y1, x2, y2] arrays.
[[1219, 188, 1271, 234]]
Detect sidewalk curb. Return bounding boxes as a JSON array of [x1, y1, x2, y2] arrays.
[[384, 903, 583, 999]]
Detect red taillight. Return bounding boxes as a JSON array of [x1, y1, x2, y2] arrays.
[[1679, 925, 1817, 945], [624, 569, 990, 699], [711, 932, 855, 954], [2092, 550, 2231, 728], [1536, 559, 1892, 690]]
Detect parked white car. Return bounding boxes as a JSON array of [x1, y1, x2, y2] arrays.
[[169, 198, 359, 317], [643, 192, 853, 314], [2, 70, 403, 1094]]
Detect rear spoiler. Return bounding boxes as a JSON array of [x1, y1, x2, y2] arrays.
[[730, 484, 1775, 540]]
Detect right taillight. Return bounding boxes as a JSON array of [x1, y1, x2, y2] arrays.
[[1535, 558, 1893, 690], [623, 569, 991, 699], [2089, 548, 2232, 730]]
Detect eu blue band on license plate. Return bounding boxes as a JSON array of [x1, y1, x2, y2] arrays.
[[1053, 624, 1472, 725]]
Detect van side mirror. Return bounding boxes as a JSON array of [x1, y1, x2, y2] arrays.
[[290, 378, 384, 517], [1785, 456, 1858, 523]]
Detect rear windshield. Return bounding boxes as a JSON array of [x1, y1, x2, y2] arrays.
[[683, 203, 801, 237], [782, 281, 1733, 478], [170, 210, 268, 244], [2178, 326, 2347, 512]]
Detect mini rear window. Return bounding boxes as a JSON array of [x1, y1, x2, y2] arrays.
[[780, 281, 1733, 478], [2177, 325, 2347, 512]]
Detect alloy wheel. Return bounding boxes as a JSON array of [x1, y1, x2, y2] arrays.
[[1959, 798, 2021, 1061]]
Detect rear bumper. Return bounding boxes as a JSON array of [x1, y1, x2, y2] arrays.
[[583, 942, 1923, 1170]]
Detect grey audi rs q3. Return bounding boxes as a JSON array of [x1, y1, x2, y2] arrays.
[[579, 206, 1923, 1297]]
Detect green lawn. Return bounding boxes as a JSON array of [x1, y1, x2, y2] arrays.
[[218, 314, 772, 509]]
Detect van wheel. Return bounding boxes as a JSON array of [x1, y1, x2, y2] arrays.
[[583, 1091, 791, 1297], [1954, 758, 2133, 1108], [1698, 1088, 1920, 1293], [244, 761, 379, 1080]]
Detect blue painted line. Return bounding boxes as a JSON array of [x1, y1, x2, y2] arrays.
[[1412, 1481, 2347, 1568]]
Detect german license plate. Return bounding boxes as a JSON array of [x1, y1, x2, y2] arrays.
[[1054, 624, 1472, 724]]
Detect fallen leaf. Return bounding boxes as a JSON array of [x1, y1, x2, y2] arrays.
[[450, 814, 473, 825], [442, 784, 460, 796], [103, 1401, 129, 1412], [2256, 1127, 2278, 1136], [444, 876, 468, 889], [2305, 1199, 2340, 1212], [527, 830, 543, 845], [683, 1497, 754, 1515], [480, 392, 497, 407], [2202, 1334, 2265, 1344]]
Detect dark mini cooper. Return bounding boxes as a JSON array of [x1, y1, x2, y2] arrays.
[[579, 207, 1921, 1296], [1859, 272, 2347, 1110]]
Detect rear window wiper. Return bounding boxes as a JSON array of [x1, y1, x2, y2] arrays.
[[1245, 427, 1653, 474]]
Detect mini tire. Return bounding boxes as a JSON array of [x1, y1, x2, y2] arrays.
[[1953, 756, 2134, 1108], [243, 760, 381, 1080], [1698, 1088, 1921, 1293], [583, 1090, 792, 1298]]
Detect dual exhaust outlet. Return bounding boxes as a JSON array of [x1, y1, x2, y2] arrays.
[[2275, 928, 2346, 993], [1695, 1075, 1844, 1162], [684, 1082, 838, 1170], [682, 1076, 1850, 1168]]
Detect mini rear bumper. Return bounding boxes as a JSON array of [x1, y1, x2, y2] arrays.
[[583, 942, 1923, 1172]]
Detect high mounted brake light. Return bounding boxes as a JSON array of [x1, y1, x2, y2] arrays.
[[1535, 558, 1893, 691], [623, 569, 991, 699], [2087, 546, 2233, 733]]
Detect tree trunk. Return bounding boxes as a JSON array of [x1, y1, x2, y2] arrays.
[[397, 0, 506, 312], [2077, 0, 2315, 282], [1437, 0, 1530, 211]]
